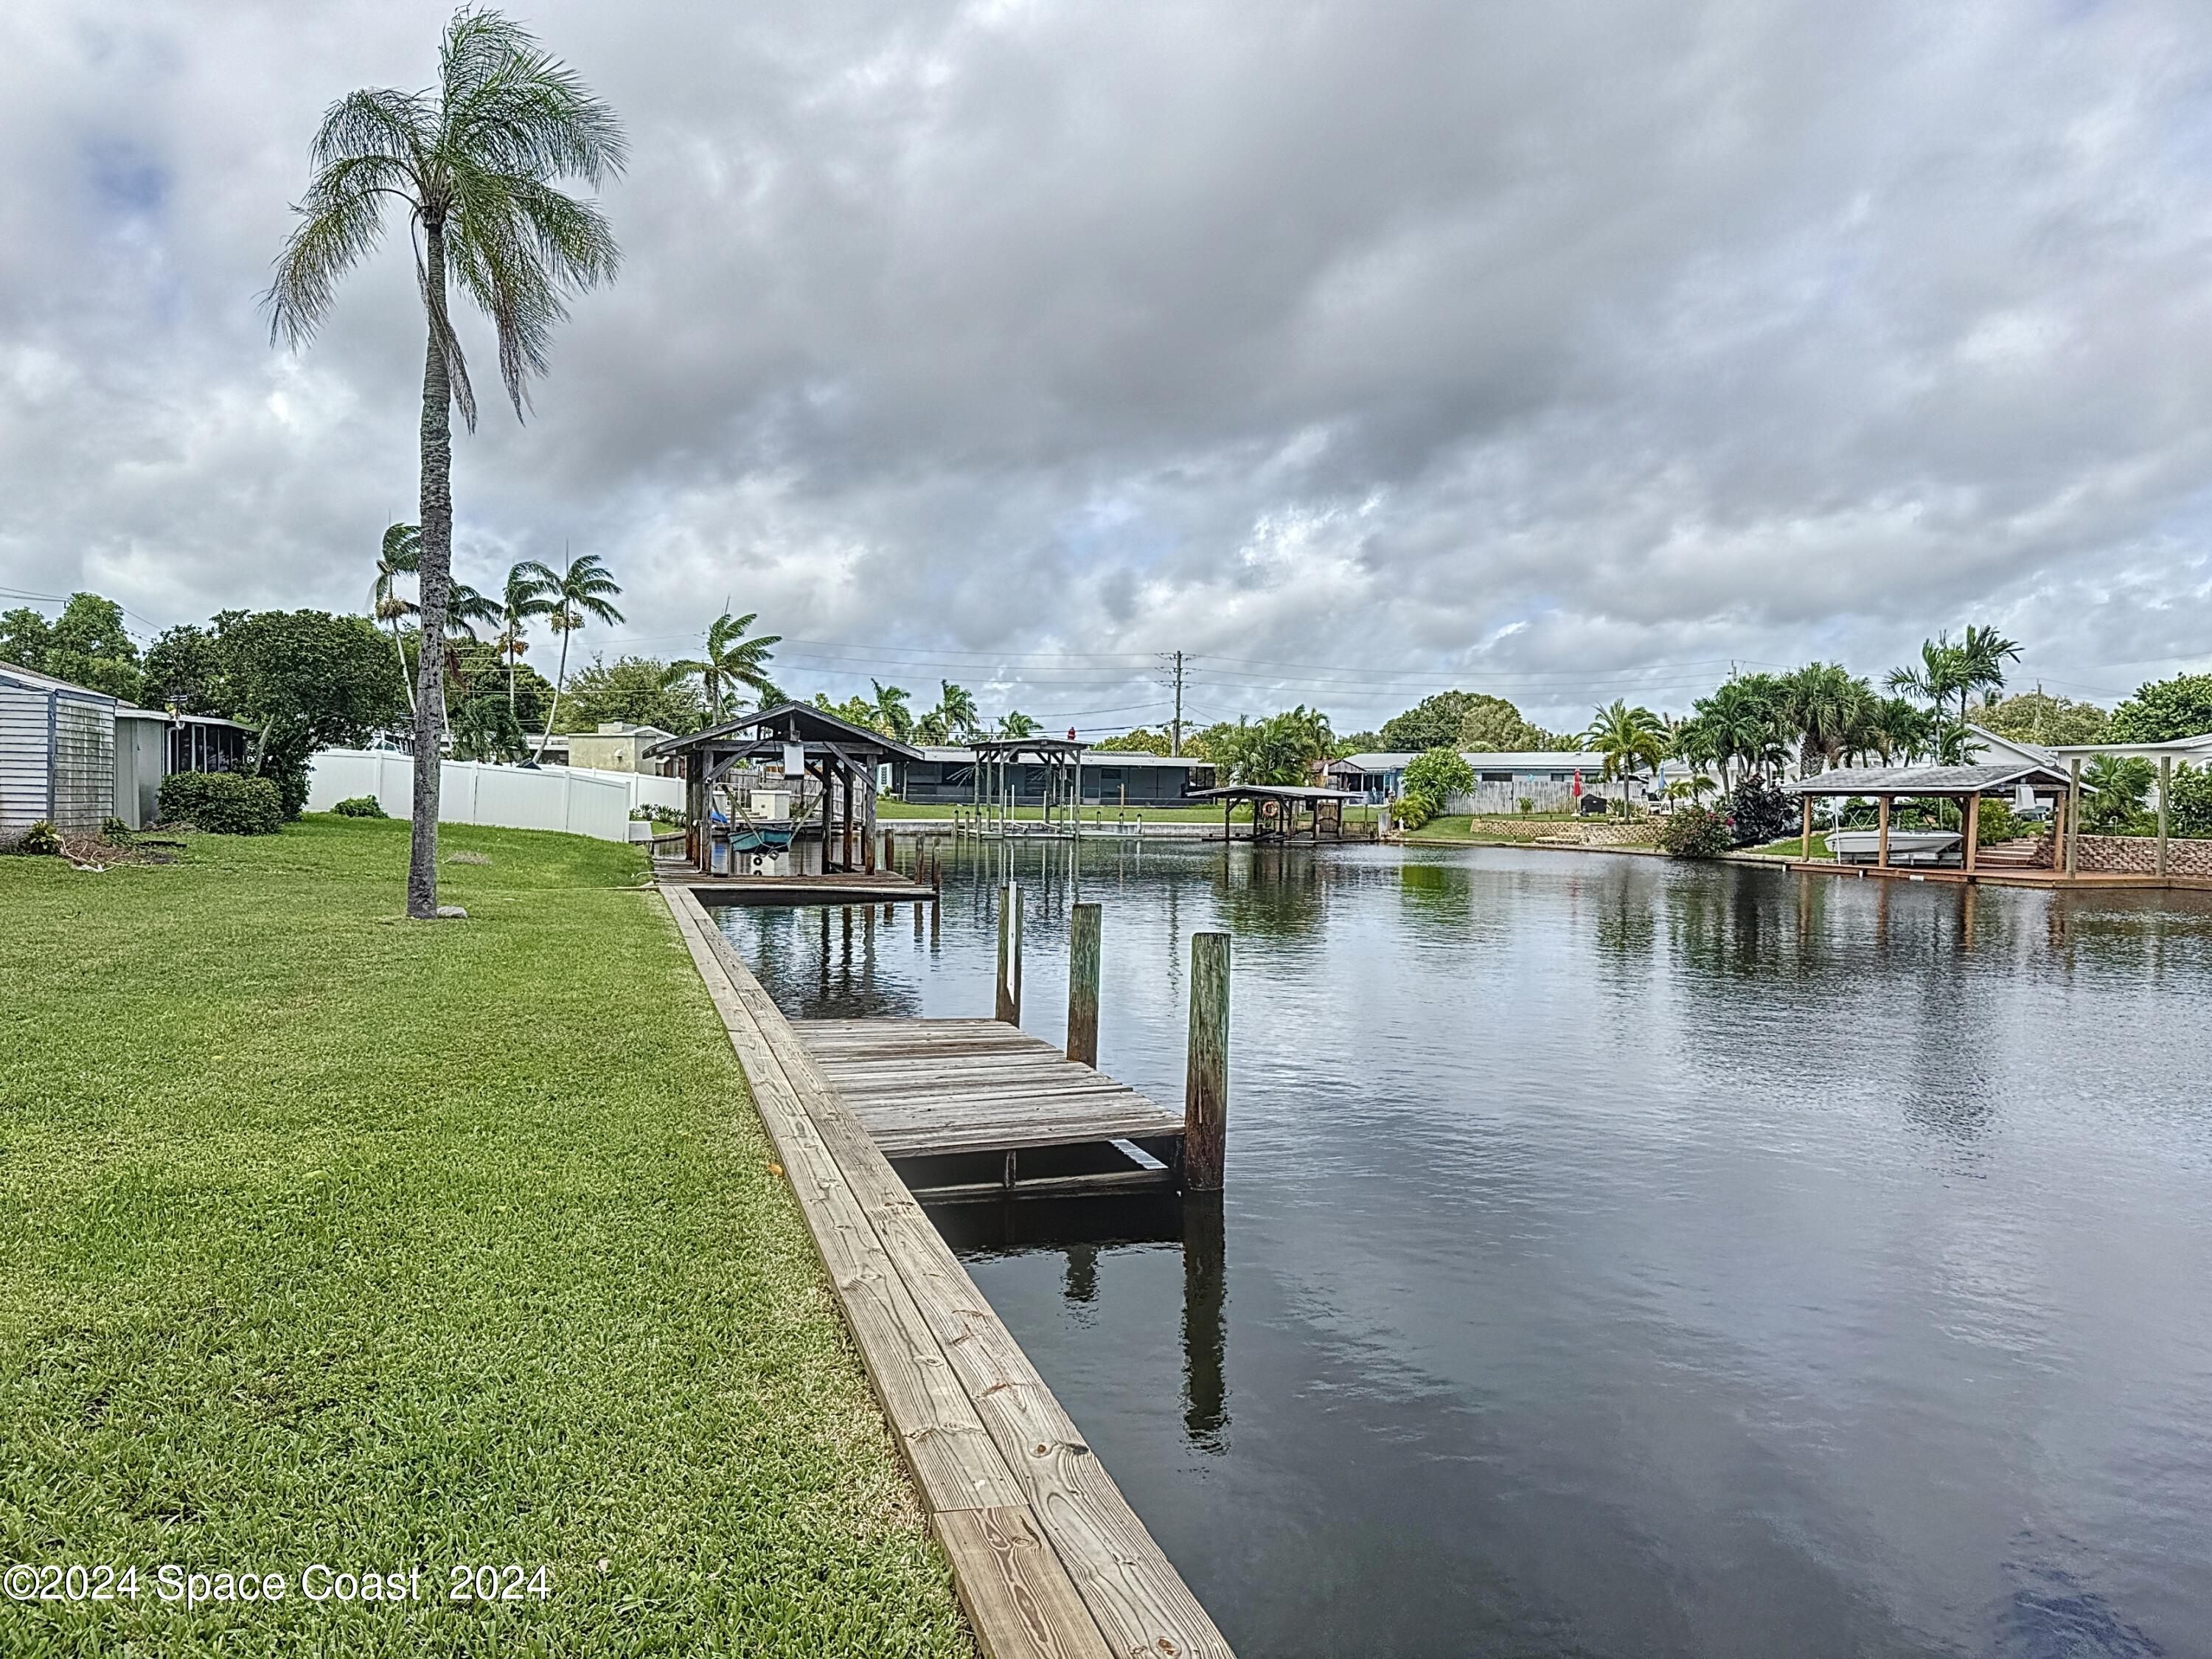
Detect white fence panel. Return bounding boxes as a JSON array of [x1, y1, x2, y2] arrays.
[[307, 751, 635, 841]]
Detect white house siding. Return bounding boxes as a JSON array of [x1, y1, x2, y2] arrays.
[[0, 681, 49, 841]]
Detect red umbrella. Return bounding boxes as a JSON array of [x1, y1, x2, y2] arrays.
[[1571, 769, 1582, 799]]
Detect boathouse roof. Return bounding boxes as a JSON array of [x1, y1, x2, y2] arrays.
[[644, 701, 923, 762], [1781, 760, 2073, 796]]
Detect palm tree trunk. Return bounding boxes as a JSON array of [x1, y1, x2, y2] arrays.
[[407, 220, 454, 919], [534, 628, 570, 762]]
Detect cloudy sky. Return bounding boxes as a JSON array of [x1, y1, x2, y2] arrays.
[[4, 0, 2211, 736]]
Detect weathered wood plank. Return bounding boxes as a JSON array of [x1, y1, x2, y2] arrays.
[[933, 1507, 1110, 1659]]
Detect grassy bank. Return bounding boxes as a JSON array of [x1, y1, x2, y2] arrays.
[[0, 818, 967, 1657]]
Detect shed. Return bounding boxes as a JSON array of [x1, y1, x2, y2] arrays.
[[0, 661, 118, 842]]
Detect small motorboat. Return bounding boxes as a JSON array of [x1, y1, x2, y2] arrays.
[[1827, 827, 1961, 866], [727, 819, 796, 854]]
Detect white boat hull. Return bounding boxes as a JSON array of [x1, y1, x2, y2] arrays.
[[1828, 828, 1961, 866]]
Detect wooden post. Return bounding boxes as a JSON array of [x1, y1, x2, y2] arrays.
[[2158, 755, 2171, 877], [1067, 902, 1101, 1066], [1963, 793, 1979, 875], [1182, 931, 1230, 1193], [2066, 757, 2081, 877], [1799, 795, 1812, 861], [995, 881, 1023, 1023], [1876, 795, 1891, 869]]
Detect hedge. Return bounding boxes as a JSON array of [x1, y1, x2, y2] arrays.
[[158, 771, 283, 835]]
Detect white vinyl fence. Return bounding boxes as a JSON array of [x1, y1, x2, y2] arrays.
[[307, 750, 682, 843]]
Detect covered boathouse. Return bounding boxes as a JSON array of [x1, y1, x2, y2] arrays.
[[647, 703, 922, 879]]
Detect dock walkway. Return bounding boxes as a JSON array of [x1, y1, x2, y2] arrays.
[[794, 1017, 1186, 1200], [662, 883, 1231, 1659]]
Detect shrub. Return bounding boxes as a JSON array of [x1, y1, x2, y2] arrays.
[[1722, 777, 1795, 847], [2169, 763, 2212, 840], [159, 771, 282, 835], [1658, 805, 1731, 858], [100, 816, 132, 844], [1394, 791, 1438, 832], [16, 820, 62, 855], [1402, 746, 1475, 807], [1517, 796, 1534, 815], [333, 795, 389, 818], [1973, 799, 2025, 846]]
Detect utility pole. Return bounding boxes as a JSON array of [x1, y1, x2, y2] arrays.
[[1164, 650, 1186, 756]]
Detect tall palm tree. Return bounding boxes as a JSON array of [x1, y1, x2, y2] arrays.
[[369, 523, 421, 714], [997, 710, 1040, 738], [933, 681, 980, 741], [493, 561, 557, 714], [1887, 636, 1971, 756], [266, 8, 625, 919], [1956, 625, 2022, 728], [531, 552, 625, 758], [672, 611, 782, 724], [869, 681, 915, 743], [1582, 700, 1668, 813]]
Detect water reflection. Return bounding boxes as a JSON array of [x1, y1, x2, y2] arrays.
[[717, 839, 2212, 1658], [936, 1192, 1229, 1457]]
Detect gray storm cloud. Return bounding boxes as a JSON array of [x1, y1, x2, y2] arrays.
[[1, 0, 2209, 731]]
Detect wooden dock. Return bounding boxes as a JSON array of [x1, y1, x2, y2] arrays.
[[661, 883, 1233, 1659], [794, 1018, 1186, 1201]]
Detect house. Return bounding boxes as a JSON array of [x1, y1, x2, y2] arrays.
[[1324, 750, 1643, 811], [896, 745, 1217, 807], [0, 660, 251, 840]]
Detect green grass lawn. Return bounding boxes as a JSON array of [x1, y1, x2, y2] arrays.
[[0, 817, 967, 1657], [1742, 832, 1830, 858]]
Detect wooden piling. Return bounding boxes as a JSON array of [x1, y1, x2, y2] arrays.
[[1068, 902, 1102, 1067], [1182, 931, 1230, 1193], [2066, 757, 2081, 877], [995, 882, 1023, 1024]]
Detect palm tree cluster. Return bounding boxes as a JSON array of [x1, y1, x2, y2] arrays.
[[1601, 629, 2021, 799]]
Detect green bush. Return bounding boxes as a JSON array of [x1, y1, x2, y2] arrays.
[[1973, 799, 2026, 846], [1394, 790, 1438, 832], [1403, 746, 1475, 806], [1658, 805, 1731, 858], [16, 821, 62, 855], [101, 816, 132, 844], [333, 795, 389, 818], [2169, 763, 2212, 840], [159, 771, 282, 835]]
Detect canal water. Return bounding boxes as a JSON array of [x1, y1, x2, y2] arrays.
[[712, 838, 2212, 1658]]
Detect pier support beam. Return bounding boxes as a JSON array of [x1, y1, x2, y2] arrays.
[[2066, 757, 2081, 877], [1183, 931, 1230, 1193], [995, 882, 1023, 1024], [2158, 756, 2172, 878], [1067, 902, 1101, 1067]]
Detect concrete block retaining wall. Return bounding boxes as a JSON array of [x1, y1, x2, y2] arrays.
[[2074, 833, 2212, 875]]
